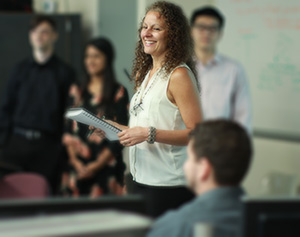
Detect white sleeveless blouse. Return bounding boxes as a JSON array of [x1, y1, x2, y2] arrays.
[[129, 64, 197, 186]]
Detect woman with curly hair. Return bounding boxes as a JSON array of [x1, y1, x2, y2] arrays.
[[93, 1, 202, 217]]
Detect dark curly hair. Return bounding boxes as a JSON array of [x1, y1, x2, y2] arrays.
[[132, 1, 197, 89]]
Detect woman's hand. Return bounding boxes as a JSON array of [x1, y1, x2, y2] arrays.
[[73, 159, 85, 175], [89, 120, 129, 139], [77, 163, 96, 180], [63, 134, 91, 158], [76, 142, 91, 159], [118, 127, 148, 146], [89, 126, 106, 139], [87, 131, 103, 144], [62, 133, 74, 146]]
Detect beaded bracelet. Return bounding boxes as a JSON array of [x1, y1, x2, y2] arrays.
[[147, 126, 156, 144]]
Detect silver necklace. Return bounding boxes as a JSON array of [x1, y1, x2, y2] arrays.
[[131, 68, 162, 116]]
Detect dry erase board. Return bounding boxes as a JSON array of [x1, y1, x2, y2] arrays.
[[216, 0, 300, 140]]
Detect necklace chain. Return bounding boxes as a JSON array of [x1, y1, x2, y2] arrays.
[[131, 68, 162, 116]]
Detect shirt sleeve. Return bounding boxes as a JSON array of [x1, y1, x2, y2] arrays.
[[0, 63, 21, 147], [147, 210, 191, 237], [232, 64, 252, 135]]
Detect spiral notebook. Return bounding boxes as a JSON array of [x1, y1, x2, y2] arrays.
[[65, 107, 121, 141]]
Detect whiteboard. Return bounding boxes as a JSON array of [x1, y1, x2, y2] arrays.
[[216, 0, 300, 139]]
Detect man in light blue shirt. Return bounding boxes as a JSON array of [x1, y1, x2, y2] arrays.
[[191, 7, 252, 134], [147, 120, 252, 237]]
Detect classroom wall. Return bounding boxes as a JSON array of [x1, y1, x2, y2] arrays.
[[214, 0, 300, 195], [244, 138, 300, 195], [217, 0, 300, 137]]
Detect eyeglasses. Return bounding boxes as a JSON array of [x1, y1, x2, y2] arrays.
[[193, 24, 220, 33]]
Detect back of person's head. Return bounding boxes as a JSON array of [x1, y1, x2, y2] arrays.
[[189, 120, 252, 186], [29, 15, 57, 32], [190, 6, 225, 29]]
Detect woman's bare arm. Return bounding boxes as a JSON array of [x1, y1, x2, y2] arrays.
[[118, 67, 202, 146]]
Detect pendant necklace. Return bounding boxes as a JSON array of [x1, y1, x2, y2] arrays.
[[131, 67, 162, 116]]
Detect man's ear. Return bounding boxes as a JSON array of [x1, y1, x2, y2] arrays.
[[198, 157, 212, 181]]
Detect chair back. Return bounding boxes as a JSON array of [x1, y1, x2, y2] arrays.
[[0, 172, 49, 199]]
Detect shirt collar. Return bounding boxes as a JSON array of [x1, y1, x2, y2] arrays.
[[195, 186, 245, 203], [208, 53, 222, 66], [214, 53, 222, 64], [196, 53, 222, 68]]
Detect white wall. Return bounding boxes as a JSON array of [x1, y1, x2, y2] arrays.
[[244, 138, 300, 195]]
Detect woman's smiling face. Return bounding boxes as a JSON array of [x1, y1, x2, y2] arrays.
[[140, 11, 168, 58]]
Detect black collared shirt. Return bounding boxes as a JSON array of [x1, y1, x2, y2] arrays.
[[0, 55, 76, 145]]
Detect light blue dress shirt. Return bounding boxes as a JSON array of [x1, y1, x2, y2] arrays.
[[196, 54, 252, 134]]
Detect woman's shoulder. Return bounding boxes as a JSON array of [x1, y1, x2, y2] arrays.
[[169, 64, 191, 79], [164, 63, 190, 77], [168, 64, 198, 90], [173, 63, 190, 70]]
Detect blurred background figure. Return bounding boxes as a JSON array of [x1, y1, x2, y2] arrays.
[[0, 15, 77, 194], [62, 37, 129, 197], [190, 6, 252, 134]]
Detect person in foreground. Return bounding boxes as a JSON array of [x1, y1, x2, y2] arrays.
[[147, 120, 252, 237], [93, 1, 202, 217]]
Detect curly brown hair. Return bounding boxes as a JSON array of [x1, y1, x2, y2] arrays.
[[132, 1, 197, 89]]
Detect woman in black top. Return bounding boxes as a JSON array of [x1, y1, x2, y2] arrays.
[[63, 37, 129, 197]]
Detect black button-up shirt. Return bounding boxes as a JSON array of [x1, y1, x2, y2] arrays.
[[0, 55, 76, 145]]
